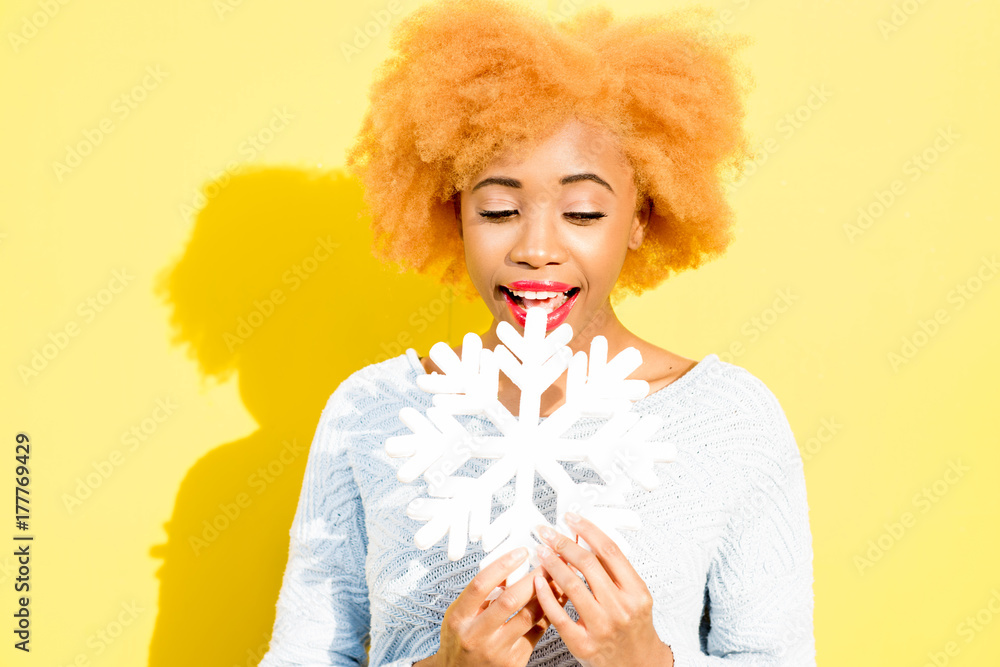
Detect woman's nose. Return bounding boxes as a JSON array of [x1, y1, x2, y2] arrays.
[[508, 214, 568, 268]]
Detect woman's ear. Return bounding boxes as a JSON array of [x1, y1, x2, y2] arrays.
[[628, 196, 650, 250]]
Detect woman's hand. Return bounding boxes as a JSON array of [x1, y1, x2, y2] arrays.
[[531, 513, 675, 667], [416, 547, 562, 667]]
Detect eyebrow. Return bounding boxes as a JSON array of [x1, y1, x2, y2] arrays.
[[471, 172, 614, 194]]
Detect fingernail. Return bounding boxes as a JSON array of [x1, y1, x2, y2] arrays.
[[536, 544, 553, 560], [507, 547, 527, 563], [537, 524, 556, 542], [565, 511, 581, 524]]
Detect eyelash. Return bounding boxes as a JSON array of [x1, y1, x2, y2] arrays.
[[477, 210, 607, 223]]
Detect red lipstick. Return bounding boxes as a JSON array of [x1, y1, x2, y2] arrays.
[[507, 280, 574, 292]]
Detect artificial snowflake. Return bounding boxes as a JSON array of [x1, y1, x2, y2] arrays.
[[385, 307, 677, 583]]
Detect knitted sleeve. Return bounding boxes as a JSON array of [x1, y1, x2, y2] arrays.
[[259, 384, 373, 667], [671, 373, 816, 666]]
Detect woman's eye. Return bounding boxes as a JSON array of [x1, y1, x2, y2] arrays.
[[477, 210, 607, 223], [565, 211, 607, 223], [479, 209, 517, 220]]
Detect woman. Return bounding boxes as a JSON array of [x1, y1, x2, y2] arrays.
[[260, 1, 814, 665]]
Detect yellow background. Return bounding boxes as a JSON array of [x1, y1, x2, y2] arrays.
[[2, 0, 998, 664]]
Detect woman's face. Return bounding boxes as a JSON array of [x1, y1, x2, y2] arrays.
[[459, 118, 646, 341]]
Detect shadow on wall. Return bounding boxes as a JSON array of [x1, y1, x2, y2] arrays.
[[148, 166, 489, 666]]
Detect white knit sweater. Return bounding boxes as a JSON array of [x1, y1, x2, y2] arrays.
[[259, 350, 815, 666]]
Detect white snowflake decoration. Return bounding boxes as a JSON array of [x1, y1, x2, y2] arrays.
[[385, 307, 677, 583]]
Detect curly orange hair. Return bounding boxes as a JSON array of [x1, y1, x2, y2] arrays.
[[346, 0, 755, 302]]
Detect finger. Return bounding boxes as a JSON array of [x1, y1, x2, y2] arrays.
[[453, 547, 528, 619], [565, 512, 644, 590], [481, 568, 558, 615], [478, 563, 545, 630], [545, 543, 583, 579], [531, 577, 569, 632], [533, 573, 587, 647], [523, 620, 548, 649], [499, 592, 546, 643], [553, 591, 570, 608], [533, 542, 597, 612], [541, 565, 568, 600], [537, 524, 617, 604], [503, 567, 566, 624], [478, 583, 504, 613], [479, 580, 507, 611], [537, 545, 602, 620]]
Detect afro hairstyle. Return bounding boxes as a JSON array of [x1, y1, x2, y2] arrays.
[[345, 0, 755, 302]]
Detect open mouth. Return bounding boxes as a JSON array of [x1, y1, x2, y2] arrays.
[[500, 286, 580, 312], [499, 285, 581, 331]]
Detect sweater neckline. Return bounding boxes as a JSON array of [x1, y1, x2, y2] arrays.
[[403, 347, 718, 420]]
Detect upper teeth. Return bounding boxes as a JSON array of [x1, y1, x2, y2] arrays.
[[510, 289, 566, 299]]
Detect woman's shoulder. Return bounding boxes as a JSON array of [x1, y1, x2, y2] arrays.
[[629, 337, 785, 418], [637, 346, 796, 457], [684, 354, 801, 464], [317, 352, 425, 428], [690, 354, 787, 413]]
